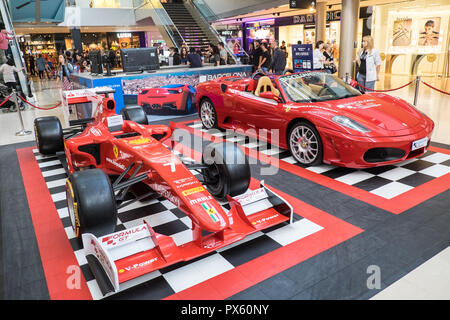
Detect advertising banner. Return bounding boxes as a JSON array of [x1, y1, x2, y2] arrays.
[[292, 44, 313, 72]]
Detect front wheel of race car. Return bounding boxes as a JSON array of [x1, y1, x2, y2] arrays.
[[288, 121, 323, 166], [66, 169, 118, 239], [202, 142, 251, 201], [34, 116, 64, 155], [199, 98, 218, 129], [121, 105, 148, 125]]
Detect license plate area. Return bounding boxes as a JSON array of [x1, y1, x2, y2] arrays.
[[411, 137, 428, 151]]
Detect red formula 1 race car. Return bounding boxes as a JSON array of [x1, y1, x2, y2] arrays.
[[195, 71, 435, 168], [137, 84, 196, 115], [33, 89, 293, 296]]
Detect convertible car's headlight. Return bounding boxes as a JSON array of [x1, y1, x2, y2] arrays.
[[332, 116, 370, 132]]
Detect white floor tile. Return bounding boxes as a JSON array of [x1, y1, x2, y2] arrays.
[[418, 164, 450, 178], [46, 178, 67, 189], [282, 156, 298, 164], [51, 191, 66, 202], [171, 229, 193, 246], [420, 152, 450, 164], [305, 164, 336, 174], [378, 167, 416, 181], [163, 253, 234, 292], [370, 182, 414, 199], [266, 219, 323, 246], [37, 159, 61, 168], [41, 167, 66, 177], [57, 207, 69, 219], [335, 171, 375, 185]]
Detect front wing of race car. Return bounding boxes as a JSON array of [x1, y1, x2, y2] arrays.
[[82, 182, 293, 296]]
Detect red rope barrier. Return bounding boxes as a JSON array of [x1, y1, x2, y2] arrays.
[[0, 94, 13, 107], [18, 96, 62, 110], [420, 80, 450, 96], [354, 79, 414, 92]]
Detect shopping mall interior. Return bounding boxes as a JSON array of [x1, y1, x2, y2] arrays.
[[0, 0, 449, 304]]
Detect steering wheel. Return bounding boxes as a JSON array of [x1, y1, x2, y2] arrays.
[[317, 86, 332, 97]]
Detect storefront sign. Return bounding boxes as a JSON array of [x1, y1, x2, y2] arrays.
[[292, 44, 313, 72], [117, 33, 132, 39]]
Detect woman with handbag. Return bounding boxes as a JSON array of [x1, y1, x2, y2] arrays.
[[323, 43, 337, 74], [57, 54, 74, 91]]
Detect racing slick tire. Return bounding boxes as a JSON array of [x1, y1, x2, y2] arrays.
[[202, 142, 250, 201], [199, 97, 219, 130], [288, 121, 323, 166], [121, 105, 148, 125], [66, 169, 118, 239], [34, 116, 64, 155]]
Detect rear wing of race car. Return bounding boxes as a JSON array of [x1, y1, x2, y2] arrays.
[[82, 183, 293, 297]]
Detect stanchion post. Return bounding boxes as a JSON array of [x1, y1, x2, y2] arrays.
[[14, 89, 32, 136], [345, 72, 350, 84], [413, 75, 420, 106]]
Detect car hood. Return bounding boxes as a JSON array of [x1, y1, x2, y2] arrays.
[[316, 93, 430, 136]]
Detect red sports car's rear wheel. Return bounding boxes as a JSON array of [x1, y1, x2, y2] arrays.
[[200, 98, 218, 129], [288, 122, 323, 166]]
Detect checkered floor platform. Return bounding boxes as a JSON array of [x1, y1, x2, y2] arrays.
[[32, 148, 323, 300], [185, 122, 450, 200]]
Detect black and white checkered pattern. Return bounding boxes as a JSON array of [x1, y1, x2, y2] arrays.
[[186, 122, 450, 200], [32, 148, 323, 300]]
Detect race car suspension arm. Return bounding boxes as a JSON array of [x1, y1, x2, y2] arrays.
[[113, 162, 147, 201]]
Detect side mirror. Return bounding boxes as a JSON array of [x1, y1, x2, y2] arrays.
[[259, 91, 281, 102]]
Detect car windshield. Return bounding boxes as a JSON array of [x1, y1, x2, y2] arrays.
[[278, 72, 361, 103]]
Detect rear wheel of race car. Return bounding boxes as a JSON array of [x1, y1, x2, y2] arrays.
[[66, 169, 118, 239], [121, 105, 148, 125], [288, 121, 323, 166], [199, 98, 218, 129], [34, 116, 64, 155], [202, 142, 250, 201]]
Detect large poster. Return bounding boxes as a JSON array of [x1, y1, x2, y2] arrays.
[[292, 44, 313, 72], [392, 18, 412, 46], [418, 17, 441, 46]]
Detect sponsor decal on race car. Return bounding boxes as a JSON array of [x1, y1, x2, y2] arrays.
[[106, 157, 126, 170], [189, 195, 213, 206], [251, 213, 280, 225], [118, 257, 158, 274], [90, 127, 102, 137], [234, 188, 268, 206], [182, 186, 205, 196], [113, 145, 119, 158], [91, 239, 115, 279], [150, 182, 181, 207], [201, 202, 220, 222], [101, 225, 148, 247], [127, 137, 151, 145]]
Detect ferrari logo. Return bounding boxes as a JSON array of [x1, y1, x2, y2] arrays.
[[285, 106, 291, 112], [113, 146, 119, 158]]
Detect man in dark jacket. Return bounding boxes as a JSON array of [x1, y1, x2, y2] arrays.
[[269, 40, 286, 75], [252, 41, 262, 71]]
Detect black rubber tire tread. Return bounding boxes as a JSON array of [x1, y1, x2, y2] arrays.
[[202, 142, 250, 201], [121, 105, 148, 125], [34, 116, 64, 155], [67, 169, 118, 238]]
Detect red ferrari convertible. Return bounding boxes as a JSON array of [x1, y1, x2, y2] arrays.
[[195, 71, 434, 168]]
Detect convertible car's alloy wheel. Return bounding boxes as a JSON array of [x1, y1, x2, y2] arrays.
[[289, 123, 322, 166], [200, 99, 216, 129]]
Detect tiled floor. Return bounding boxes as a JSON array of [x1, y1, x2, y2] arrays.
[[0, 74, 449, 300]]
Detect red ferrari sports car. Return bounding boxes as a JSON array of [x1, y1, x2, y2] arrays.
[[137, 84, 195, 114], [33, 89, 292, 296], [195, 71, 434, 168]]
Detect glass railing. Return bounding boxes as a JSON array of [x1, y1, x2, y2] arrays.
[[187, 0, 244, 64], [134, 0, 186, 49], [76, 0, 133, 8]]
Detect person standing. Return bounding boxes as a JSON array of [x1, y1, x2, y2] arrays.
[[180, 47, 188, 64], [269, 40, 286, 75], [186, 47, 203, 68], [209, 45, 221, 66], [0, 58, 25, 92], [323, 43, 336, 74], [313, 40, 325, 71], [356, 35, 381, 92], [57, 54, 74, 91], [218, 42, 227, 65], [36, 54, 48, 79], [258, 42, 271, 73], [252, 41, 262, 72], [280, 40, 288, 59], [28, 54, 37, 76]]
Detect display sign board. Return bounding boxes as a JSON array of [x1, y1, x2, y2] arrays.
[[289, 0, 313, 9], [292, 44, 313, 72]]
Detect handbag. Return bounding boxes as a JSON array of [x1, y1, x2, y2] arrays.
[[62, 76, 73, 91]]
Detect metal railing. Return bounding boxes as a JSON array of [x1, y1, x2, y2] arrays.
[[133, 0, 186, 49], [186, 0, 247, 64]]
